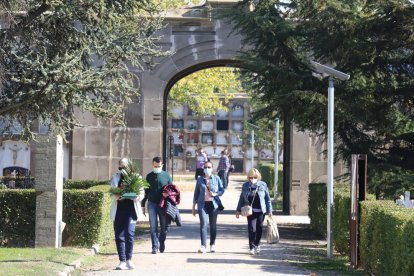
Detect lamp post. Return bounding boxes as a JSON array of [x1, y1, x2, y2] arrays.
[[311, 61, 350, 258], [246, 122, 259, 170], [274, 118, 280, 203]]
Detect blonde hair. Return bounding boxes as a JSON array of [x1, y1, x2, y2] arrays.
[[247, 168, 261, 180]]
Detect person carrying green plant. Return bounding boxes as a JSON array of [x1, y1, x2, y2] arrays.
[[109, 158, 148, 270]]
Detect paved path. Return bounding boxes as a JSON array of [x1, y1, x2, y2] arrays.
[[83, 176, 320, 276]]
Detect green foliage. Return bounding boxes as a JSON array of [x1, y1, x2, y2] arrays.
[[360, 201, 414, 275], [168, 67, 242, 117], [62, 188, 113, 246], [0, 0, 168, 140], [257, 163, 283, 198], [0, 189, 36, 246], [0, 187, 113, 247], [308, 183, 327, 237], [109, 160, 148, 196], [221, 0, 414, 188], [63, 179, 110, 190], [367, 164, 414, 199]]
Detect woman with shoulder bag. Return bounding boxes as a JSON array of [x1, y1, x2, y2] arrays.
[[236, 168, 272, 255], [192, 161, 225, 253]]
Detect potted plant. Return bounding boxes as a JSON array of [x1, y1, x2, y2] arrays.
[[109, 160, 149, 199]]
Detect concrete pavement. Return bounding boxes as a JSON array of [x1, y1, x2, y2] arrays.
[[82, 175, 320, 276]]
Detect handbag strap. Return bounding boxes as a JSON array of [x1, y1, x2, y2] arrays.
[[248, 187, 257, 207]]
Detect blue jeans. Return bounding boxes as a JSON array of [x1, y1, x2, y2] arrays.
[[197, 201, 219, 247], [114, 206, 136, 261], [147, 201, 167, 250], [218, 170, 228, 189]]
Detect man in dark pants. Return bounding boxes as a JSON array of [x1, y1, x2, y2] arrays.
[[142, 156, 172, 254]]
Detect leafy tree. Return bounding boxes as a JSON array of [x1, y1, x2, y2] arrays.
[[221, 0, 414, 197], [0, 0, 168, 139], [168, 67, 242, 116]]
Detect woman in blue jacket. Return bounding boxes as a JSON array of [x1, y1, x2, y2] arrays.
[[236, 168, 272, 255], [192, 161, 224, 253]]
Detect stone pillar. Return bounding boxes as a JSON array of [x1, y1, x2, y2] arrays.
[[34, 135, 64, 248]]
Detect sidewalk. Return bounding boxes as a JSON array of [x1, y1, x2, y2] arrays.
[[83, 176, 321, 276]]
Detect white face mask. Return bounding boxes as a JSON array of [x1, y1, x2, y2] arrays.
[[250, 178, 258, 184], [204, 168, 212, 176], [153, 167, 162, 174]]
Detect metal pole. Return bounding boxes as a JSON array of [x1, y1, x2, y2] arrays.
[[327, 77, 334, 258], [251, 129, 255, 169], [274, 118, 280, 203]]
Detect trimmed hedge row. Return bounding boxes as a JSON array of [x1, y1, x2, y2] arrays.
[[308, 183, 374, 255], [360, 201, 414, 275], [0, 190, 36, 246], [0, 185, 113, 247], [63, 179, 110, 190]]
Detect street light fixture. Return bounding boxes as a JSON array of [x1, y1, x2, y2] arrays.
[[311, 60, 350, 258]]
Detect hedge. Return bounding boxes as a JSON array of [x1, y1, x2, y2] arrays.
[[0, 189, 36, 246], [308, 182, 375, 255], [63, 179, 110, 190], [0, 185, 113, 247], [360, 201, 414, 275], [257, 163, 283, 196]]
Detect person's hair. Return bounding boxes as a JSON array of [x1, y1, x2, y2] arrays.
[[247, 168, 262, 180], [203, 161, 213, 168], [152, 156, 163, 163], [119, 158, 129, 167]]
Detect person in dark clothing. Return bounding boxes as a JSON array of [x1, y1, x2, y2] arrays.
[[110, 158, 144, 270], [141, 156, 172, 254], [236, 168, 272, 255]]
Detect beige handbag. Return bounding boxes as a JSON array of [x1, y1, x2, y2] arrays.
[[266, 216, 280, 244], [240, 189, 256, 217]]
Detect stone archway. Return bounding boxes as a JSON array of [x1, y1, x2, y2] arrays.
[[70, 1, 346, 215]]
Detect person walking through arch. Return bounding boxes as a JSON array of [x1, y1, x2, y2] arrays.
[[195, 147, 208, 180], [192, 161, 224, 253], [217, 149, 230, 189], [110, 158, 144, 270], [141, 156, 172, 254], [236, 168, 272, 255]]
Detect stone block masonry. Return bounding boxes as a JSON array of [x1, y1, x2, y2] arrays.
[[34, 135, 64, 248]]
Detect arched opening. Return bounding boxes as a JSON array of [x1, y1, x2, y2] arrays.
[[161, 60, 290, 213]]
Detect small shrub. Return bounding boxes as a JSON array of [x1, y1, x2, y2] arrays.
[[63, 179, 110, 190]]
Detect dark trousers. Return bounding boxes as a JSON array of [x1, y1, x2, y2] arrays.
[[198, 201, 219, 247], [218, 170, 228, 189], [195, 168, 204, 180], [247, 212, 265, 249], [114, 207, 137, 261]]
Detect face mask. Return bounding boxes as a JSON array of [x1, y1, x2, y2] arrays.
[[203, 168, 212, 176], [250, 178, 258, 184], [153, 167, 162, 174]]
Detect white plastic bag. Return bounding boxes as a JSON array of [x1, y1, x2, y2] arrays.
[[266, 216, 279, 244]]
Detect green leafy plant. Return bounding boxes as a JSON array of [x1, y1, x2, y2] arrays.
[[109, 161, 148, 196]]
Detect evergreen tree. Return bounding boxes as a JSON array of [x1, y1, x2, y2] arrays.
[[0, 0, 168, 139], [221, 0, 414, 197]]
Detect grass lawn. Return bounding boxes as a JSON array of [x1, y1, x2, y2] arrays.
[[0, 247, 88, 276], [295, 248, 367, 275]]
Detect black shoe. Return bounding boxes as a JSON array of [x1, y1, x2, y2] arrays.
[[152, 248, 158, 254], [160, 242, 165, 253]]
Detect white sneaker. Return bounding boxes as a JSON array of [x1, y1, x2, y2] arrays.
[[198, 246, 206, 253], [126, 260, 135, 269], [116, 261, 128, 270], [248, 248, 255, 255], [254, 245, 261, 254], [210, 245, 216, 253]]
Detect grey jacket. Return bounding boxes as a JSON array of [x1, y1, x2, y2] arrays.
[[236, 180, 272, 214]]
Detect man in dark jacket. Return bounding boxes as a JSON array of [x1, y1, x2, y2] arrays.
[[142, 156, 172, 254]]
